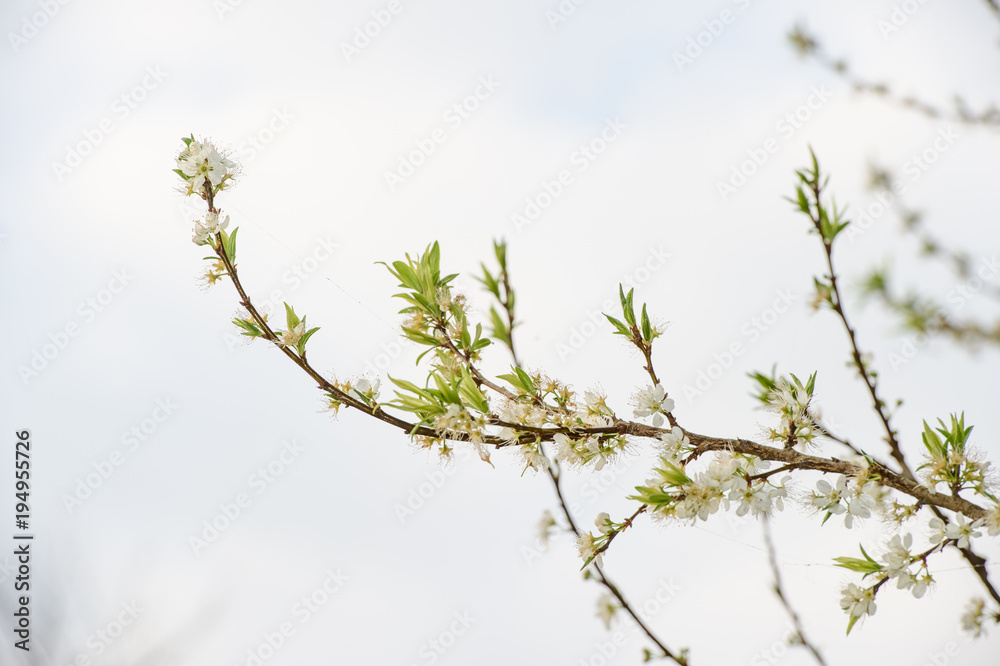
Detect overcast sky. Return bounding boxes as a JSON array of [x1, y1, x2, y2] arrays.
[[2, 0, 1000, 664]]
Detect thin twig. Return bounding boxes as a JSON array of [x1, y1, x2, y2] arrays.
[[762, 516, 827, 666], [805, 177, 911, 478], [542, 446, 684, 664], [790, 29, 1000, 129]]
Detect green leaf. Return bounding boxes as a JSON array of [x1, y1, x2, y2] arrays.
[[459, 366, 490, 413], [921, 420, 946, 459], [620, 285, 637, 328], [833, 544, 883, 576], [641, 303, 652, 341], [805, 371, 817, 395], [283, 303, 300, 330], [391, 260, 421, 291], [225, 226, 239, 261], [656, 459, 692, 487], [487, 307, 509, 345], [493, 239, 507, 270], [514, 366, 535, 393], [498, 366, 535, 394], [478, 265, 500, 297], [833, 556, 882, 575], [388, 376, 435, 401], [795, 185, 809, 213], [427, 241, 441, 277], [604, 314, 631, 337], [233, 318, 263, 337], [296, 326, 320, 354], [747, 365, 778, 406], [401, 327, 441, 347]]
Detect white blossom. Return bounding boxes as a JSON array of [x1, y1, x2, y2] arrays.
[[895, 570, 931, 599], [960, 598, 987, 638], [577, 390, 613, 427], [985, 503, 1000, 537], [595, 512, 613, 535], [278, 321, 305, 348], [191, 211, 230, 245], [632, 383, 673, 427], [537, 510, 556, 547], [844, 482, 877, 527], [840, 583, 877, 619], [765, 376, 818, 445], [928, 516, 949, 545], [657, 426, 691, 459], [596, 592, 618, 629], [554, 433, 611, 470], [577, 531, 603, 568], [352, 377, 381, 402], [728, 477, 786, 518], [811, 475, 880, 528], [433, 405, 489, 454], [811, 477, 848, 516], [946, 514, 984, 549], [177, 139, 237, 196], [520, 444, 550, 472], [881, 533, 913, 577]]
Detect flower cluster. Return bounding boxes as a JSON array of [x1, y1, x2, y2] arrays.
[[434, 404, 488, 442], [324, 376, 380, 417], [518, 440, 550, 472], [177, 136, 243, 299], [576, 512, 618, 569], [580, 389, 615, 426], [882, 533, 932, 597], [840, 583, 877, 628], [918, 413, 994, 497], [192, 211, 231, 246], [498, 401, 549, 430], [633, 453, 788, 523], [809, 474, 885, 528], [175, 136, 237, 197], [553, 432, 626, 471], [928, 515, 984, 550], [764, 373, 818, 446], [729, 473, 790, 518], [833, 526, 953, 633]]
